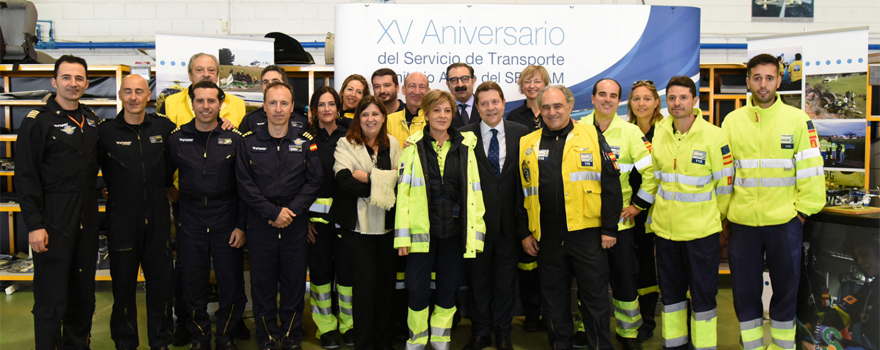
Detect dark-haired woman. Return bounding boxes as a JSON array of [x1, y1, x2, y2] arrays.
[[306, 86, 353, 349], [332, 96, 401, 350], [339, 74, 370, 127]]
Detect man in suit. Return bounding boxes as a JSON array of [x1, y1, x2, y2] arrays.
[[460, 81, 529, 350], [446, 62, 481, 129]]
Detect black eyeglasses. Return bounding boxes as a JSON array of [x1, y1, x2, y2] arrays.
[[632, 80, 654, 87], [448, 75, 475, 84]]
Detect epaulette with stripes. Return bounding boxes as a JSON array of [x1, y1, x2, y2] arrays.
[[98, 118, 109, 125], [302, 131, 314, 141], [26, 110, 39, 119], [231, 129, 244, 136], [241, 131, 254, 137], [170, 127, 182, 134]]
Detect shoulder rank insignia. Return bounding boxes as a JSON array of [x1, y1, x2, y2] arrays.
[[26, 110, 39, 119], [98, 118, 109, 125], [232, 129, 244, 136], [302, 131, 314, 141], [242, 131, 254, 137], [170, 127, 182, 134]]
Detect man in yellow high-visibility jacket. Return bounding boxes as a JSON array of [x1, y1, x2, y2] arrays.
[[387, 72, 429, 150], [157, 52, 246, 128], [651, 76, 733, 350], [518, 85, 622, 350], [581, 78, 657, 350], [722, 53, 825, 350]]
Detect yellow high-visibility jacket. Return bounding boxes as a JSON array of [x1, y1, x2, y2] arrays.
[[651, 109, 734, 241], [582, 112, 657, 231], [394, 128, 486, 258], [386, 109, 426, 150], [519, 122, 619, 240], [159, 86, 246, 128], [721, 94, 825, 226]]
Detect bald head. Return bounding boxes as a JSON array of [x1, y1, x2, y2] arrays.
[[403, 72, 429, 112], [119, 75, 151, 118]]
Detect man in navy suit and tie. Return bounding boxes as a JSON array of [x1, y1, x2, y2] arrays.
[[446, 62, 481, 129], [460, 81, 529, 350]]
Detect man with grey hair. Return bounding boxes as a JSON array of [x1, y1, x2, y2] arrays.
[[158, 52, 246, 128], [517, 85, 622, 350]]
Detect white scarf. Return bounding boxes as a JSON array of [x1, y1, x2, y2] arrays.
[[333, 135, 402, 234]]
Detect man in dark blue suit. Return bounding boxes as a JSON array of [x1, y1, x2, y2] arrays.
[[460, 81, 529, 350], [446, 63, 481, 129]]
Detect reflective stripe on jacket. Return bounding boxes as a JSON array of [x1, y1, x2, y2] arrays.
[[722, 94, 825, 226], [394, 129, 486, 258], [519, 122, 604, 240], [582, 112, 657, 231], [651, 108, 733, 241]]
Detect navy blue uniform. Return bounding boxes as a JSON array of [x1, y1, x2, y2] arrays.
[[15, 95, 100, 350], [237, 108, 308, 134], [97, 112, 176, 349], [167, 119, 248, 347], [236, 126, 323, 349]]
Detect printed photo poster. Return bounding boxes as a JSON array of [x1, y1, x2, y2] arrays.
[[156, 32, 275, 102], [748, 27, 869, 178], [752, 0, 814, 22], [812, 119, 867, 171]]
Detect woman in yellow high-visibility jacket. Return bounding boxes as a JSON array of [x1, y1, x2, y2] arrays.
[[395, 89, 486, 350]]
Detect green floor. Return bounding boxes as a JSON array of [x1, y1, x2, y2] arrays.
[[0, 278, 771, 349]]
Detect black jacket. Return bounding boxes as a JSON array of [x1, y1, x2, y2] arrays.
[[15, 95, 100, 236], [459, 121, 530, 240], [236, 125, 323, 233], [311, 122, 348, 224], [237, 108, 308, 134], [97, 112, 176, 250], [167, 119, 245, 232], [506, 101, 545, 131]]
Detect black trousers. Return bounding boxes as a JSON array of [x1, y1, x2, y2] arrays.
[[33, 226, 98, 350], [407, 236, 463, 311], [517, 247, 541, 321], [467, 229, 518, 338], [171, 200, 189, 331], [109, 221, 174, 349], [307, 222, 352, 302], [632, 212, 658, 339], [179, 225, 246, 345], [343, 230, 396, 350], [539, 218, 612, 350], [607, 228, 640, 337], [247, 217, 309, 348]]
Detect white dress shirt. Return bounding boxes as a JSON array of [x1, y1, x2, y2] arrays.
[[479, 119, 506, 171]]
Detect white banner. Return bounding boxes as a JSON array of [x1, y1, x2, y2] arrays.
[[335, 4, 701, 117]]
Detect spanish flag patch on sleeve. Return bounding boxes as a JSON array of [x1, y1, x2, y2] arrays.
[[721, 145, 733, 166], [309, 143, 318, 152], [641, 136, 653, 153], [807, 120, 819, 149]]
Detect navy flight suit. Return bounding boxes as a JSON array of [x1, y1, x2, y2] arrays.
[[167, 119, 248, 348], [97, 111, 176, 349], [15, 95, 100, 350], [236, 126, 323, 349]]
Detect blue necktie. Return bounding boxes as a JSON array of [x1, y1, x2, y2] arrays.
[[489, 129, 500, 178]]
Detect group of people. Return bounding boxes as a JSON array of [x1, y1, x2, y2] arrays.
[[16, 52, 826, 350]]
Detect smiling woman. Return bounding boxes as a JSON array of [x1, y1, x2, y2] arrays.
[[394, 89, 486, 350], [331, 95, 402, 350]]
